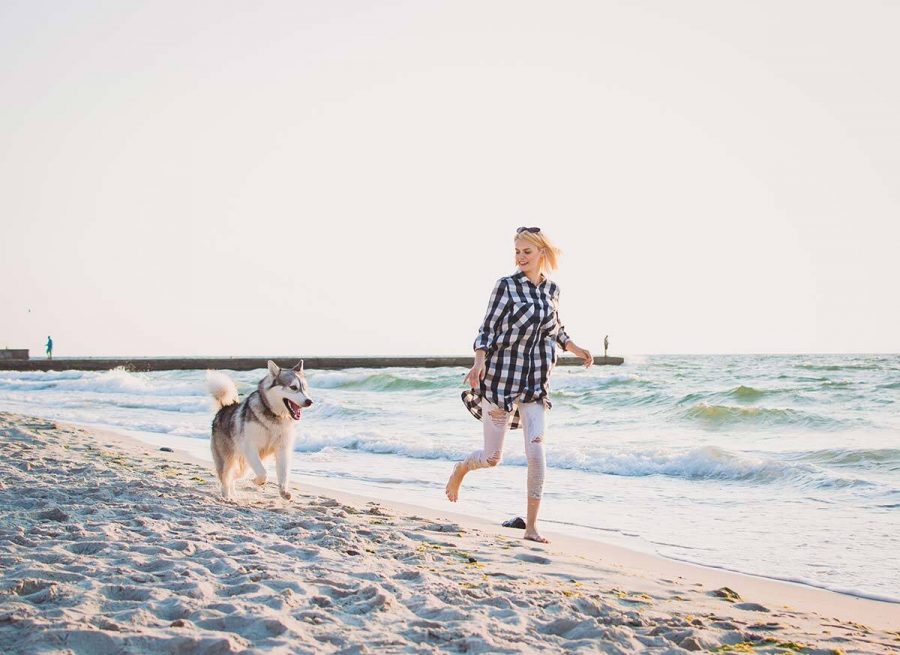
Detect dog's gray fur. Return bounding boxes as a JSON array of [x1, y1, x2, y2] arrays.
[[207, 360, 313, 501]]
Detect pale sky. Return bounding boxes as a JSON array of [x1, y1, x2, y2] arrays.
[[2, 1, 898, 357]]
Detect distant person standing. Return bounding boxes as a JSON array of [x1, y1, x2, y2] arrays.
[[46, 336, 53, 360], [604, 335, 609, 358]]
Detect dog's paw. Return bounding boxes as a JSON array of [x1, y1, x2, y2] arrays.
[[254, 475, 267, 486], [279, 488, 293, 501]]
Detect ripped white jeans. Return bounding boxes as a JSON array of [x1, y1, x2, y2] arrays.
[[461, 399, 546, 499]]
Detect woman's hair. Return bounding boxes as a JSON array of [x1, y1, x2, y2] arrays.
[[515, 229, 561, 277]]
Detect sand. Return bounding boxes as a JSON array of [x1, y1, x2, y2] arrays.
[[0, 411, 897, 654]]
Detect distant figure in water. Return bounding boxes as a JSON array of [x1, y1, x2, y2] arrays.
[[447, 226, 593, 544], [46, 336, 53, 360], [604, 335, 609, 358]]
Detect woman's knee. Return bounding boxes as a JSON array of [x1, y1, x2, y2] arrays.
[[465, 449, 503, 469]]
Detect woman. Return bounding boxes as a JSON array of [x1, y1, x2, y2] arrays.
[[445, 226, 593, 543]]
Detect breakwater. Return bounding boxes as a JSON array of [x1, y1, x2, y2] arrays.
[[0, 355, 624, 372]]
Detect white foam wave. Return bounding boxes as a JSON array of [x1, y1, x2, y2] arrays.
[[289, 435, 876, 490], [0, 368, 205, 397]]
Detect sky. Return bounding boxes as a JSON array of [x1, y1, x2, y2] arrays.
[[1, 1, 898, 357]]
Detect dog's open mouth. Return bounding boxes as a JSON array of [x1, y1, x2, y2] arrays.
[[283, 399, 303, 420]]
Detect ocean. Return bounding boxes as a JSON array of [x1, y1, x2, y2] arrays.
[[1, 354, 897, 602]]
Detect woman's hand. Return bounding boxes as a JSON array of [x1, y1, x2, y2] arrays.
[[466, 351, 487, 388], [567, 343, 594, 368]]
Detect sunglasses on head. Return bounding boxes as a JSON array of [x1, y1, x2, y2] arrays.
[[516, 226, 541, 234]]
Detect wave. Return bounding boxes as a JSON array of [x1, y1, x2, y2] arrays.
[[0, 379, 61, 391], [307, 370, 459, 392], [678, 385, 774, 405], [291, 436, 877, 490], [0, 370, 87, 382], [304, 369, 644, 396], [553, 389, 667, 407], [116, 420, 208, 439], [303, 402, 371, 419], [101, 397, 212, 413], [728, 385, 767, 400], [798, 362, 883, 372], [0, 368, 207, 397], [680, 384, 824, 406], [553, 373, 642, 390], [787, 448, 900, 469], [550, 445, 876, 489], [41, 414, 210, 441], [681, 403, 842, 429], [293, 432, 461, 460]]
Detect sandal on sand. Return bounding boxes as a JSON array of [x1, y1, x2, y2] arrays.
[[501, 516, 527, 529]]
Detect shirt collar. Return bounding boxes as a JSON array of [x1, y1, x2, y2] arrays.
[[514, 270, 547, 287]]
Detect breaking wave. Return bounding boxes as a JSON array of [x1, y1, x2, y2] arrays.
[[682, 403, 843, 429], [0, 368, 206, 397], [292, 436, 878, 490]]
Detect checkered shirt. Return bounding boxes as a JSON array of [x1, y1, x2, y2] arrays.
[[461, 271, 571, 429]]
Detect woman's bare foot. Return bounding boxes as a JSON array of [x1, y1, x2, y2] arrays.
[[523, 531, 550, 544], [445, 462, 466, 502]]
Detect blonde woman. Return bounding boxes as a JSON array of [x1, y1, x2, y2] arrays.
[[446, 227, 593, 543]]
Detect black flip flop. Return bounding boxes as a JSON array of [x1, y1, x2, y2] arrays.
[[501, 516, 526, 529]]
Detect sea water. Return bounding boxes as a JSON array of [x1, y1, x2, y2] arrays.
[[1, 354, 897, 601]]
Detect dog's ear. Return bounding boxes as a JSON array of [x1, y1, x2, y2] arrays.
[[267, 360, 280, 377], [292, 360, 304, 373]]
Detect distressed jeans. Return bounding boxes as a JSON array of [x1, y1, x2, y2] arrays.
[[460, 399, 547, 499]]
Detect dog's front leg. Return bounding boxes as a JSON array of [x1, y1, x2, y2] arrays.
[[243, 447, 268, 487], [274, 446, 292, 501]]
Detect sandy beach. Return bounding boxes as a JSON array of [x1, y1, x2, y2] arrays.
[[1, 411, 897, 654]]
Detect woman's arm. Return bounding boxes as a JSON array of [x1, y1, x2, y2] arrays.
[[468, 279, 509, 388], [564, 340, 593, 368], [466, 349, 487, 388], [473, 279, 508, 352], [554, 288, 593, 368]]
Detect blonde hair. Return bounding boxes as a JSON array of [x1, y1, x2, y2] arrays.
[[514, 229, 561, 278]]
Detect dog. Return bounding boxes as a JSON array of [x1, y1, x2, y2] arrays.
[[207, 360, 313, 501]]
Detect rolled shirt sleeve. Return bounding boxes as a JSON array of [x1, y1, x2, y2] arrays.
[[473, 278, 509, 352]]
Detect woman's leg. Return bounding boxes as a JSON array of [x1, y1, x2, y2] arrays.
[[445, 399, 509, 502], [519, 401, 548, 543]]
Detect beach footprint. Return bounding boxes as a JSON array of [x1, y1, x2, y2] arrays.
[[514, 553, 551, 565], [734, 602, 770, 612]]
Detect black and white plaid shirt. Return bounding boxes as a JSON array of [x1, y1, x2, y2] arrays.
[[461, 271, 572, 429]]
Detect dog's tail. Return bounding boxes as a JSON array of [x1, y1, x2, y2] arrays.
[[206, 371, 239, 409]]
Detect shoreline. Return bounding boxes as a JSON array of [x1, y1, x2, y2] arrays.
[[114, 421, 900, 609], [44, 415, 900, 609], [10, 410, 900, 616], [100, 420, 900, 632], [1, 409, 897, 654]]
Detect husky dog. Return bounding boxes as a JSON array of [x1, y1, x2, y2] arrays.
[[207, 360, 313, 501]]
